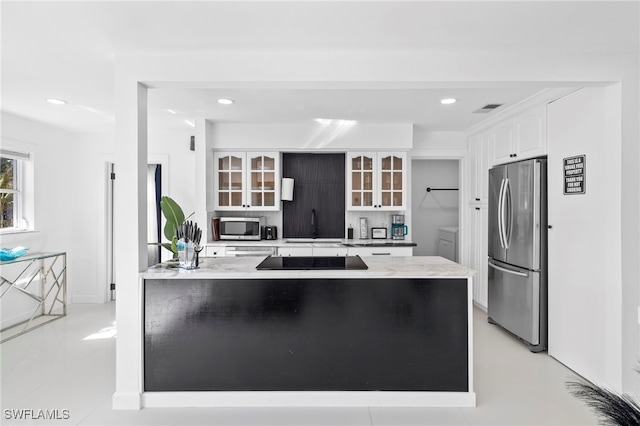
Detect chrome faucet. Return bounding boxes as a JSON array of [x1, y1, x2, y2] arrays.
[[311, 208, 318, 239]]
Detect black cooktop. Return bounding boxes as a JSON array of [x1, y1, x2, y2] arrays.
[[256, 255, 368, 270]]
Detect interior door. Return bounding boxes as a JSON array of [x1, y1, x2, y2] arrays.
[[547, 87, 616, 388]]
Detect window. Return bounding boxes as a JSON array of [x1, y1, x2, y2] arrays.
[[0, 148, 32, 232], [0, 157, 18, 229]]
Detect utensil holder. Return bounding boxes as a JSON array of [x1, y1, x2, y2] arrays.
[[177, 239, 198, 269]]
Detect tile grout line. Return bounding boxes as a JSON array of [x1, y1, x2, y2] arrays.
[[367, 406, 374, 426]]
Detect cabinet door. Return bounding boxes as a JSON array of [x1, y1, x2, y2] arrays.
[[491, 120, 515, 166], [347, 152, 376, 210], [347, 246, 413, 257], [313, 247, 349, 256], [469, 205, 488, 309], [478, 132, 492, 201], [378, 153, 406, 210], [469, 131, 491, 203], [247, 152, 280, 211], [515, 105, 547, 160], [277, 247, 313, 257], [214, 153, 245, 210]]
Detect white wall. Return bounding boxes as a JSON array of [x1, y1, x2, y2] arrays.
[[112, 45, 640, 405], [411, 160, 459, 257], [210, 122, 413, 151], [1, 113, 75, 326]]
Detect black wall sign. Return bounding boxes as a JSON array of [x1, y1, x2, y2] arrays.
[[564, 155, 586, 195]]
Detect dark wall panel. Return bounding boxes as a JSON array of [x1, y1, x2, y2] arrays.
[[282, 153, 345, 238]]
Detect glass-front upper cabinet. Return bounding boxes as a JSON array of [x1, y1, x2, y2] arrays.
[[214, 152, 280, 211], [347, 152, 406, 211], [349, 153, 375, 209], [248, 153, 279, 210]]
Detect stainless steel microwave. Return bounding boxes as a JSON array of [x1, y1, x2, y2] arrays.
[[219, 217, 265, 240]]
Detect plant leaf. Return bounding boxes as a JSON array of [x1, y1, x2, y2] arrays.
[[160, 196, 185, 241]]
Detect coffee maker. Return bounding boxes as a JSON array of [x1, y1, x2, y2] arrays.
[[391, 214, 408, 240]]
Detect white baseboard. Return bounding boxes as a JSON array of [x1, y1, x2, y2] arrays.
[[140, 391, 477, 408], [112, 392, 142, 410]]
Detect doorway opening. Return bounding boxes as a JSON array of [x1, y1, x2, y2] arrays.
[[411, 159, 460, 259]]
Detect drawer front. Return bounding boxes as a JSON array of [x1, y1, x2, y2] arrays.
[[347, 247, 413, 257], [313, 247, 349, 257], [204, 246, 227, 257]]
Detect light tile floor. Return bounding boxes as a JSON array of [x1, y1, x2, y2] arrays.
[[1, 303, 599, 425]]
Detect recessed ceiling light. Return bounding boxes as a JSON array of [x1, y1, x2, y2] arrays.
[[440, 98, 457, 105], [217, 98, 235, 105], [167, 109, 176, 114], [184, 120, 195, 128], [46, 98, 67, 105]]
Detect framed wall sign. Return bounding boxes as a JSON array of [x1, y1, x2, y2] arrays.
[[371, 227, 387, 239], [563, 155, 586, 195]]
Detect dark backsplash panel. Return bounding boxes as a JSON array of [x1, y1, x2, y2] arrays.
[[282, 153, 345, 238]]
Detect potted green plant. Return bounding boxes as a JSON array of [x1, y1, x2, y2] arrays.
[[153, 196, 194, 259]]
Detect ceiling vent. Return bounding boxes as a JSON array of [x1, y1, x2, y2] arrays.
[[473, 103, 504, 113]]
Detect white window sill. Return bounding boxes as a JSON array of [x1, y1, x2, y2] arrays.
[[0, 229, 39, 236]]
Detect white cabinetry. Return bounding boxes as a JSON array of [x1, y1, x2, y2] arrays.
[[467, 129, 491, 309], [276, 246, 313, 257], [312, 246, 349, 256], [347, 246, 413, 257], [204, 246, 226, 258], [491, 104, 547, 166], [347, 152, 407, 210], [214, 152, 280, 211], [437, 227, 458, 262], [468, 131, 491, 203], [468, 205, 488, 309], [276, 246, 350, 257]]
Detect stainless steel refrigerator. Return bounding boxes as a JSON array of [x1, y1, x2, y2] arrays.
[[488, 157, 547, 352]]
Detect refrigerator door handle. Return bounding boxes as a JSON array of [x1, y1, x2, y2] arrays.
[[488, 260, 529, 277], [497, 178, 506, 249], [504, 178, 512, 249]]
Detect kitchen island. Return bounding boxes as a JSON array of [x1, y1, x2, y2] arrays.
[[128, 256, 475, 408]]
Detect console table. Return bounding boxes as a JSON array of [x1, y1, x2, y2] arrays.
[[0, 252, 67, 343]]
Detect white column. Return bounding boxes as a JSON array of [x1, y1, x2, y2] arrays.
[[112, 77, 148, 409]]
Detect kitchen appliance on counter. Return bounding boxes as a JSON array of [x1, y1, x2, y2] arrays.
[[488, 157, 547, 352], [219, 217, 265, 240], [256, 255, 368, 270], [263, 226, 277, 240], [391, 214, 408, 240]]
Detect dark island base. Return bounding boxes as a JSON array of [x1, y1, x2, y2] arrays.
[[144, 278, 468, 392]]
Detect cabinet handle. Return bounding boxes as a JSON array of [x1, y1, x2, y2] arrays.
[[475, 207, 480, 211], [475, 198, 480, 201], [372, 252, 391, 256]]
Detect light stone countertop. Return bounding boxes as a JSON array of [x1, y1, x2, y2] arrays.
[[141, 255, 474, 280], [205, 238, 416, 248]]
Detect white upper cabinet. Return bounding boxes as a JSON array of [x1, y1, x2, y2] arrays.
[[347, 152, 407, 211], [468, 130, 492, 203], [491, 104, 547, 166], [214, 151, 280, 211]]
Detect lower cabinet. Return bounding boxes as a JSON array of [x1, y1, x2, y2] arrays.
[[347, 246, 413, 257], [277, 246, 350, 257], [312, 247, 349, 256], [204, 246, 227, 257], [468, 204, 488, 309], [276, 247, 313, 257]]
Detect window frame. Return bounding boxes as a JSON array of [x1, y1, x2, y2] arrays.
[[0, 148, 33, 234]]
